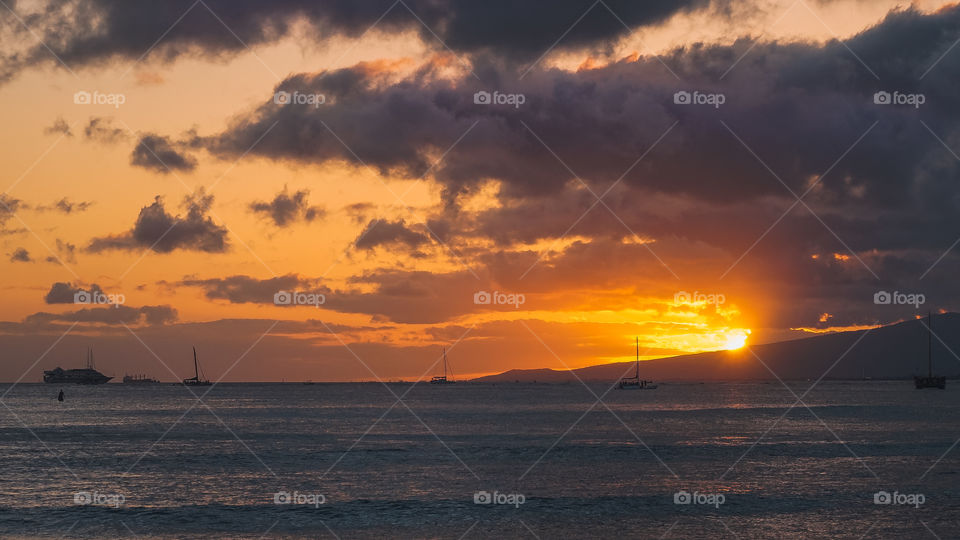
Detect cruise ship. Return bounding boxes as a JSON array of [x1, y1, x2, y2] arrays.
[[43, 349, 112, 385]]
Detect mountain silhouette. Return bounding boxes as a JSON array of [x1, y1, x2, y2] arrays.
[[473, 313, 960, 382]]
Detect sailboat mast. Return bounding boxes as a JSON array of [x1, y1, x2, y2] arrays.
[[443, 347, 447, 378], [194, 347, 199, 379], [635, 336, 639, 378], [928, 312, 933, 378]]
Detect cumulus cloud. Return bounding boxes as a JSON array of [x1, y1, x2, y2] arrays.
[[249, 186, 324, 227], [86, 189, 228, 253], [354, 218, 431, 253], [0, 0, 713, 83], [9, 247, 31, 262], [130, 134, 197, 173], [44, 282, 105, 304]]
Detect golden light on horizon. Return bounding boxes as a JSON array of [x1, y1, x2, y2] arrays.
[[723, 329, 751, 350]]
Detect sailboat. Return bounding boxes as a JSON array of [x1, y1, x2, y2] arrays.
[[430, 347, 456, 385], [182, 347, 213, 386], [915, 312, 946, 389], [618, 337, 657, 390]]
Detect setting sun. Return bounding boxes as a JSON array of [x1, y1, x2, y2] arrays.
[[723, 330, 751, 350]]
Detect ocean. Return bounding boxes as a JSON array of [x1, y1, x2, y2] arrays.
[[0, 381, 956, 539]]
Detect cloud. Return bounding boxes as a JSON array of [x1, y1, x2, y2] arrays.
[[174, 270, 492, 324], [44, 282, 105, 304], [249, 186, 324, 227], [0, 0, 714, 83], [354, 218, 431, 252], [174, 274, 321, 304], [43, 116, 72, 137], [86, 189, 228, 253], [192, 5, 960, 211], [9, 247, 31, 262], [130, 134, 197, 173], [83, 116, 128, 143], [35, 198, 93, 214], [23, 304, 178, 326], [0, 194, 23, 230], [44, 239, 78, 264]]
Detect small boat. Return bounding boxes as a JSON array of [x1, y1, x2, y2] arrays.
[[43, 348, 112, 385], [618, 337, 657, 390], [915, 312, 946, 389], [123, 374, 160, 384], [182, 347, 213, 386], [430, 347, 456, 384]]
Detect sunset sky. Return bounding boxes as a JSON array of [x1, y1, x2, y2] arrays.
[[1, 0, 959, 381]]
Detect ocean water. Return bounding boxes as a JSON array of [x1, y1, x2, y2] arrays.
[[0, 381, 957, 539]]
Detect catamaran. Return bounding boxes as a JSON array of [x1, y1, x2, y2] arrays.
[[182, 347, 213, 386], [618, 337, 657, 390], [915, 312, 946, 389], [430, 347, 456, 384]]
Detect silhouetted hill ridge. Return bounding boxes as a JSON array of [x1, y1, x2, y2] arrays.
[[472, 313, 960, 382]]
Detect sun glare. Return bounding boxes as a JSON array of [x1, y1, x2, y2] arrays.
[[723, 329, 751, 350]]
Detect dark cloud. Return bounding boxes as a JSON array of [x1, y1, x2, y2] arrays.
[[9, 247, 31, 262], [36, 198, 93, 214], [130, 134, 197, 173], [173, 270, 480, 324], [354, 218, 431, 253], [0, 194, 23, 230], [174, 274, 320, 304], [44, 282, 104, 304], [249, 186, 324, 227], [86, 189, 228, 253], [83, 117, 127, 144], [195, 5, 960, 211], [23, 304, 178, 326], [343, 202, 375, 224], [0, 0, 713, 83], [43, 116, 72, 137]]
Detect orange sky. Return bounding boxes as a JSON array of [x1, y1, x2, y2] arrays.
[[0, 0, 954, 381]]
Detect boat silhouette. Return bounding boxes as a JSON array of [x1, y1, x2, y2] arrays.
[[182, 347, 213, 386], [915, 312, 946, 389], [618, 337, 657, 390], [123, 373, 160, 384], [430, 347, 456, 384], [43, 348, 112, 385]]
